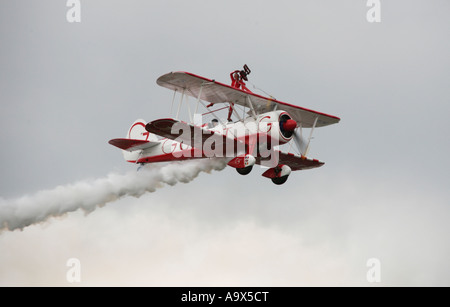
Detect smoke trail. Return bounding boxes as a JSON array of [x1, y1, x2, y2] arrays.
[[0, 159, 227, 232]]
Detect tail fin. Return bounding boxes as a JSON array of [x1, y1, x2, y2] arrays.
[[109, 119, 160, 163], [126, 119, 158, 142]]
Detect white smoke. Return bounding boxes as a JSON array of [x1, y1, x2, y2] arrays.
[[0, 159, 227, 232]]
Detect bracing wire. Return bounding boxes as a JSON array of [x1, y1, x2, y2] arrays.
[[248, 81, 277, 100]]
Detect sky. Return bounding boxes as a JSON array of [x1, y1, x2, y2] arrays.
[[0, 0, 449, 286]]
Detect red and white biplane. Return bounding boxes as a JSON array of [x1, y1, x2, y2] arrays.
[[109, 66, 340, 185]]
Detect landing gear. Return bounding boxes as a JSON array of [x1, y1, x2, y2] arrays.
[[229, 154, 256, 175], [271, 176, 288, 185], [236, 165, 253, 175], [261, 165, 292, 185]]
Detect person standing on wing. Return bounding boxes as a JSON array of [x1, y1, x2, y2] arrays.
[[230, 64, 252, 92], [228, 65, 252, 121]]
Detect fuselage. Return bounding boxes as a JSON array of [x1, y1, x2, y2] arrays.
[[123, 110, 295, 165]]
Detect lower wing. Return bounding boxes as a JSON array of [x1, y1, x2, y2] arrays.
[[256, 151, 324, 171], [145, 118, 242, 156]]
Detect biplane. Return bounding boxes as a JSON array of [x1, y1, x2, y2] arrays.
[[109, 65, 340, 185]]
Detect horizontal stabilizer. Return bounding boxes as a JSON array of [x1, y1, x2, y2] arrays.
[[108, 138, 159, 152]]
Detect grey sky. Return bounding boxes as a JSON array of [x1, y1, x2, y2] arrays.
[[0, 0, 449, 286]]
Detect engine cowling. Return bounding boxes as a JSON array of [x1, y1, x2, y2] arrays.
[[279, 113, 297, 139], [257, 111, 296, 146]]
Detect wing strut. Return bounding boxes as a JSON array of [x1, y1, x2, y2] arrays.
[[170, 89, 177, 115], [194, 83, 204, 115], [246, 95, 257, 118], [232, 103, 242, 121], [186, 95, 192, 123], [175, 89, 185, 120]]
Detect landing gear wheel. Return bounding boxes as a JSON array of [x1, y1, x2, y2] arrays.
[[236, 165, 253, 175], [271, 176, 288, 185]]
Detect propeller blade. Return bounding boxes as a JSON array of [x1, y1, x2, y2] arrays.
[[293, 129, 307, 156]]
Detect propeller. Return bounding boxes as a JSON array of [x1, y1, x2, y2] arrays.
[[280, 118, 310, 157], [293, 129, 308, 157]]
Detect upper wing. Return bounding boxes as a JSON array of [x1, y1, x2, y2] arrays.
[[108, 138, 159, 151], [256, 151, 324, 171], [157, 71, 340, 128]]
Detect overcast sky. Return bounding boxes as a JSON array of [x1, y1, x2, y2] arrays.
[[1, 0, 449, 286]]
